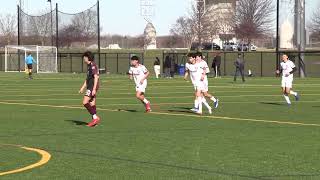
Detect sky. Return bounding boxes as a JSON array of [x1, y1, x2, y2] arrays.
[[0, 0, 318, 36]]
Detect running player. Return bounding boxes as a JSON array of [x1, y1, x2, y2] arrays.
[[276, 54, 300, 105], [194, 52, 219, 114], [25, 52, 36, 79], [129, 56, 152, 112], [79, 51, 100, 127], [184, 53, 212, 114]]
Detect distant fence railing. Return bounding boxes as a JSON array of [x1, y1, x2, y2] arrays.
[[0, 51, 319, 77], [163, 51, 320, 78]]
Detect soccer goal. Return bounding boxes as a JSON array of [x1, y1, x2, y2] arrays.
[[5, 45, 58, 73]]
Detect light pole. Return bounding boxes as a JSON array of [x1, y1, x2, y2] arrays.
[[48, 0, 53, 46]]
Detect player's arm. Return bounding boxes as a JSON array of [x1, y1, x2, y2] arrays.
[[138, 70, 149, 85], [289, 67, 297, 74], [92, 74, 99, 96], [79, 80, 87, 93], [200, 67, 206, 81], [184, 70, 189, 80], [32, 57, 37, 64]]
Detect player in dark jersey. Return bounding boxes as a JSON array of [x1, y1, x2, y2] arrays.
[[79, 51, 100, 127]]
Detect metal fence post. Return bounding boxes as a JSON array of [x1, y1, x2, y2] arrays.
[[70, 54, 73, 73], [116, 53, 119, 74], [104, 53, 107, 73], [260, 52, 263, 77], [223, 52, 226, 76]]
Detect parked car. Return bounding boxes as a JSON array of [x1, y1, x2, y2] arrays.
[[237, 43, 249, 51], [237, 43, 258, 51], [250, 44, 257, 51], [191, 42, 221, 51], [223, 42, 237, 51]]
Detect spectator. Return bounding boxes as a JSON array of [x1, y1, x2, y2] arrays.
[[153, 57, 161, 79], [164, 55, 171, 78], [212, 52, 222, 78], [234, 53, 245, 82], [170, 55, 176, 78]]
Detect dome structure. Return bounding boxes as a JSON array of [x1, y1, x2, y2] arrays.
[[280, 19, 294, 49], [144, 22, 157, 49]]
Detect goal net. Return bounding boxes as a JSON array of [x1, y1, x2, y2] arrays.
[[5, 45, 57, 73]]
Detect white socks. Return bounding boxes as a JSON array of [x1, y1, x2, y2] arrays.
[[290, 91, 297, 96], [194, 99, 198, 108], [283, 95, 291, 104], [202, 97, 211, 110], [93, 114, 98, 119], [210, 96, 217, 102], [143, 99, 149, 104], [197, 97, 203, 113]]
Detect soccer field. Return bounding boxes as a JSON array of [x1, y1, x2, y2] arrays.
[[1, 73, 320, 180]]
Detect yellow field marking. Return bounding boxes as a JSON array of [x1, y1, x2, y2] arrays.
[[0, 144, 51, 176], [2, 93, 320, 101], [0, 101, 319, 127]]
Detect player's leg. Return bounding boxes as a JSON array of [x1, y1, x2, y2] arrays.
[[282, 86, 291, 105], [28, 65, 33, 79], [203, 91, 219, 108], [86, 96, 100, 127], [201, 94, 212, 114], [288, 80, 299, 101], [136, 91, 151, 112], [195, 89, 203, 114]]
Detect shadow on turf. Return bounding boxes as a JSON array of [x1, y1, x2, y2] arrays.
[[167, 107, 196, 114], [65, 120, 88, 126], [117, 109, 138, 113], [260, 102, 283, 106]]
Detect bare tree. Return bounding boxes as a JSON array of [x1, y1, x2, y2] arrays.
[[71, 10, 98, 47], [310, 5, 320, 38], [0, 14, 17, 44], [170, 16, 196, 49], [234, 0, 274, 46], [24, 11, 52, 45]]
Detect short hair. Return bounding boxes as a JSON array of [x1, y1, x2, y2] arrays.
[[187, 53, 194, 57], [131, 55, 139, 61], [82, 51, 94, 61], [195, 52, 202, 57]]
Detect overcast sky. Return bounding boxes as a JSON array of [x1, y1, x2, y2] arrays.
[[0, 0, 318, 36]]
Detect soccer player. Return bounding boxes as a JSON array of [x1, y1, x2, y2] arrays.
[[25, 52, 36, 79], [276, 54, 300, 105], [79, 51, 100, 127], [194, 52, 219, 114], [184, 53, 212, 114], [129, 56, 152, 112]]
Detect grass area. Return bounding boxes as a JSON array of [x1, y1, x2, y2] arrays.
[[1, 73, 320, 179]]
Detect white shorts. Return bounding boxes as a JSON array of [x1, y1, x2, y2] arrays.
[[154, 65, 161, 75], [195, 80, 208, 92], [136, 82, 147, 93], [281, 77, 293, 88]]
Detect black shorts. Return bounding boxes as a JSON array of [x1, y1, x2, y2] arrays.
[[85, 89, 98, 101], [27, 64, 33, 69]]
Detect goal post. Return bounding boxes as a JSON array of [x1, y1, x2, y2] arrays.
[[5, 45, 58, 73]]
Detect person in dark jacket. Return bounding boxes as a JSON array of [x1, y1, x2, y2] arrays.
[[234, 53, 245, 82], [164, 55, 171, 78], [212, 52, 222, 78], [170, 55, 176, 78]]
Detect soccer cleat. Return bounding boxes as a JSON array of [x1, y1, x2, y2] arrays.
[[87, 116, 100, 127], [208, 108, 212, 115], [195, 110, 202, 115], [214, 99, 219, 109], [145, 102, 152, 113], [190, 108, 199, 112], [295, 94, 300, 101]]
